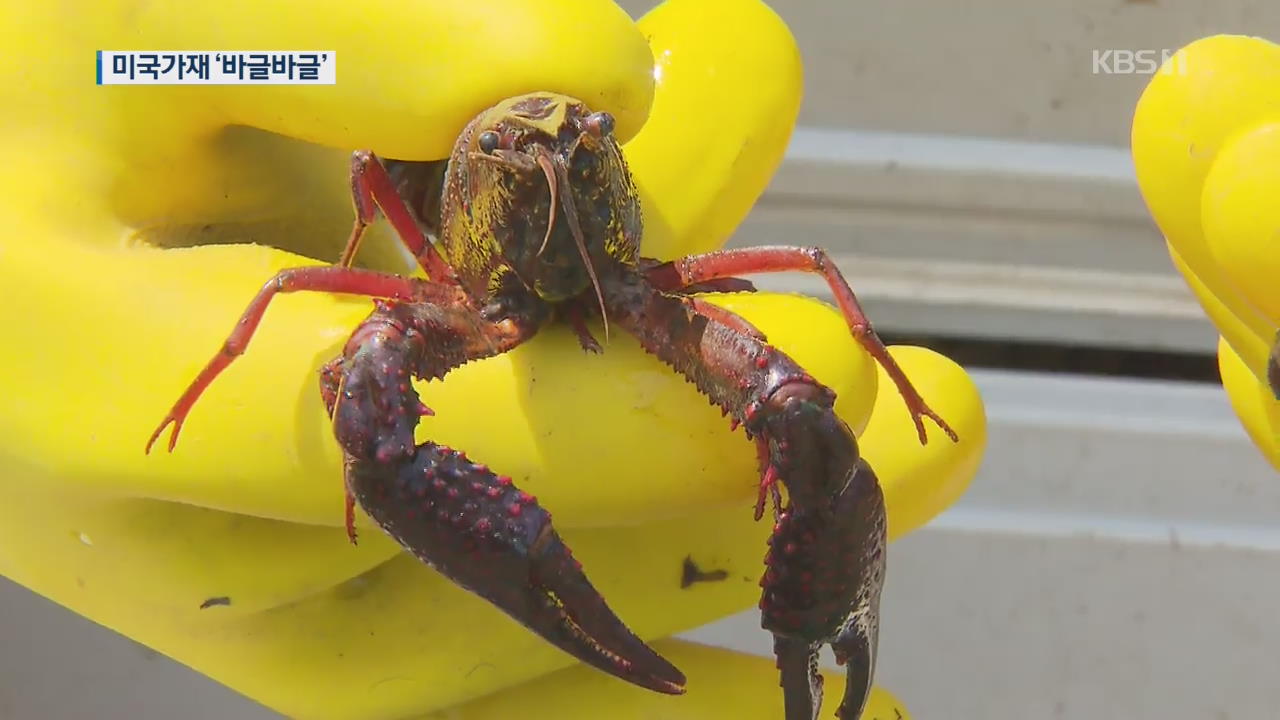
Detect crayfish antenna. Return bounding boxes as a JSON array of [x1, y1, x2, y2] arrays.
[[534, 151, 558, 259], [553, 156, 609, 343]]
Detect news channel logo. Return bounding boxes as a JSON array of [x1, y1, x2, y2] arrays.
[[1091, 49, 1188, 76]]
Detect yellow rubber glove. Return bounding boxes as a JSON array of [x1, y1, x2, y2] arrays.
[[0, 0, 987, 718], [1132, 34, 1280, 469], [426, 639, 916, 719]]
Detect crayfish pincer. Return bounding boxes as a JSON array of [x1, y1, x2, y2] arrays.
[[145, 92, 957, 716]]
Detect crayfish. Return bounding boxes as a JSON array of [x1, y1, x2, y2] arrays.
[[146, 93, 957, 719], [1269, 333, 1280, 400]]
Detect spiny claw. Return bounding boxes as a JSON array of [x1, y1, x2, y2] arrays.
[[329, 333, 422, 463], [343, 443, 686, 695], [521, 519, 686, 694], [765, 466, 883, 719], [773, 622, 876, 720], [754, 379, 886, 720]]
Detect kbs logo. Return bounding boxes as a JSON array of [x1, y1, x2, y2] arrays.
[[1091, 49, 1187, 75]]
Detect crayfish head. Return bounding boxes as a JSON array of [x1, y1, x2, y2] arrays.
[[441, 94, 643, 333]]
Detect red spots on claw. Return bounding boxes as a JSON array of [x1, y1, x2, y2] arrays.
[[472, 463, 488, 473], [754, 354, 768, 369], [517, 491, 536, 505], [415, 402, 434, 416], [470, 481, 485, 493], [475, 517, 493, 534], [497, 476, 513, 487], [447, 487, 460, 499], [507, 504, 523, 517], [486, 487, 502, 499]]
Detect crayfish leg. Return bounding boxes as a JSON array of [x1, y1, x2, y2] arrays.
[[340, 151, 456, 283], [562, 300, 603, 354], [144, 266, 434, 455], [344, 490, 358, 545], [644, 246, 958, 445]]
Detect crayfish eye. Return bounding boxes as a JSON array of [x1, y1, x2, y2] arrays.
[[477, 130, 501, 154], [582, 111, 615, 139]]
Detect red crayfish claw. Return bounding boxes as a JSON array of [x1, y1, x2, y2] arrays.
[[342, 444, 686, 695], [763, 459, 885, 720], [753, 385, 887, 720]]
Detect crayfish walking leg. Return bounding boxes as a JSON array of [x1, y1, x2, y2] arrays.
[[645, 245, 957, 446]]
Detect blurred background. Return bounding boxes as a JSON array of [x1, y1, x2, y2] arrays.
[[4, 1, 1278, 717]]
